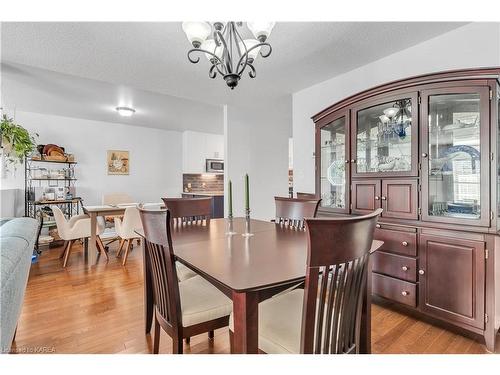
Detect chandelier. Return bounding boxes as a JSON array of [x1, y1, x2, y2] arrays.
[[182, 22, 275, 89], [377, 99, 412, 140]]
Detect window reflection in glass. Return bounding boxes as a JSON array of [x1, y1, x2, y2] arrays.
[[427, 93, 481, 220]]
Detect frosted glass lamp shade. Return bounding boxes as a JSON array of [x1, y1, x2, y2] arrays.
[[247, 22, 275, 42], [383, 107, 398, 119], [182, 22, 212, 47], [201, 39, 224, 61], [238, 39, 261, 61]]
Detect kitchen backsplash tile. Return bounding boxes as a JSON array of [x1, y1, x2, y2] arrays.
[[183, 174, 224, 192]]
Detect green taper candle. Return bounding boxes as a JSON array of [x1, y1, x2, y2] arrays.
[[228, 180, 233, 217], [245, 174, 249, 211]]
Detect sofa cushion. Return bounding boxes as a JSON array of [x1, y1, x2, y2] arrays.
[[0, 217, 38, 353]]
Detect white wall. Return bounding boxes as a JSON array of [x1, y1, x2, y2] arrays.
[[292, 22, 500, 193], [0, 111, 183, 216], [182, 130, 224, 174], [224, 97, 292, 221]]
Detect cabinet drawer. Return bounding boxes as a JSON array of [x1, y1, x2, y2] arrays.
[[374, 227, 417, 256], [372, 273, 417, 307], [372, 251, 417, 282]]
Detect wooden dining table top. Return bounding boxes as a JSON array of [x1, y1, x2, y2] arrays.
[[136, 217, 383, 293]]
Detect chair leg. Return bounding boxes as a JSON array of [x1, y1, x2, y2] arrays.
[[122, 239, 131, 266], [185, 337, 190, 345], [153, 318, 160, 354], [229, 330, 234, 354], [59, 241, 68, 259], [63, 240, 73, 268], [172, 336, 183, 354], [96, 236, 109, 260], [208, 330, 214, 340], [116, 239, 125, 257]]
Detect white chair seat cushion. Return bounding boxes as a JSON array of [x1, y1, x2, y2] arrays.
[[230, 289, 304, 354], [180, 275, 232, 327], [176, 262, 197, 282]]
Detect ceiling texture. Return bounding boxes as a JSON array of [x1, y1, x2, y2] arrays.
[[1, 22, 467, 133]]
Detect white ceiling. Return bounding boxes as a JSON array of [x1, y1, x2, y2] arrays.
[[1, 22, 467, 131]]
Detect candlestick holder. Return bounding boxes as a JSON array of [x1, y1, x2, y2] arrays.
[[225, 215, 237, 236], [242, 209, 254, 237]]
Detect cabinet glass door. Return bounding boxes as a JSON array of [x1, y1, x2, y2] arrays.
[[353, 93, 418, 177], [319, 115, 349, 212], [422, 86, 489, 226]]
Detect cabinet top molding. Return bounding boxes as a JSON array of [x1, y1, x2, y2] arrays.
[[312, 67, 500, 123]]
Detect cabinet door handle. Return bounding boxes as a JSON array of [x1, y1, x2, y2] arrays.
[[381, 196, 387, 200], [401, 291, 409, 296], [375, 224, 381, 228], [374, 196, 380, 200], [422, 153, 428, 158], [419, 269, 425, 275], [401, 241, 408, 247], [350, 159, 356, 163], [345, 159, 350, 163], [401, 266, 408, 271]]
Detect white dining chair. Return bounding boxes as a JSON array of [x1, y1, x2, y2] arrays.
[[52, 206, 107, 267]]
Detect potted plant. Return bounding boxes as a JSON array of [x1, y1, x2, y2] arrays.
[[0, 114, 38, 168]]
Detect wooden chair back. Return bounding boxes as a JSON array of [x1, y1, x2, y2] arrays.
[[300, 208, 382, 354], [138, 206, 182, 334], [296, 192, 317, 199], [162, 197, 212, 226], [274, 196, 321, 229]]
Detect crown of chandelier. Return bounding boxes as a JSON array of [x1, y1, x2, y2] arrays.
[[182, 22, 275, 89]]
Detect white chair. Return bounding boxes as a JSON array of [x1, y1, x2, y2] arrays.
[[52, 206, 107, 267], [115, 206, 197, 280], [114, 206, 143, 266], [102, 192, 135, 206]]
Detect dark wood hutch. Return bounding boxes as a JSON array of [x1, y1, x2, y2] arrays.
[[312, 68, 500, 352]]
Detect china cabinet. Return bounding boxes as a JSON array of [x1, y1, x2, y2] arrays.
[[312, 68, 500, 352]]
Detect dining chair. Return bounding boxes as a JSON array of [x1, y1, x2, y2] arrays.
[[52, 206, 108, 267], [296, 192, 317, 199], [114, 206, 143, 266], [161, 197, 212, 227], [274, 196, 321, 229], [138, 206, 232, 354], [229, 208, 383, 354]]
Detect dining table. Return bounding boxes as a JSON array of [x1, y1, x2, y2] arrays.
[[137, 217, 383, 354]]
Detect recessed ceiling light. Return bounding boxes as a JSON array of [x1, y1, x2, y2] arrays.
[[115, 106, 136, 117]]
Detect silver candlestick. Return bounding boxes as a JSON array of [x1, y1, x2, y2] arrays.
[[226, 215, 237, 235]]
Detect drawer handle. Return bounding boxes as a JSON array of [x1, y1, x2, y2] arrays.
[[419, 269, 425, 275], [374, 196, 380, 200], [401, 241, 408, 247], [345, 159, 350, 163], [376, 224, 381, 228], [422, 153, 428, 158], [351, 159, 356, 163], [401, 291, 409, 296], [381, 196, 387, 200], [401, 266, 409, 271]]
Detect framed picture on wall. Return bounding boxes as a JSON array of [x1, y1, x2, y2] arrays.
[[107, 150, 129, 175]]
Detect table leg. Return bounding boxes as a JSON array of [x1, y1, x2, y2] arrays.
[[142, 239, 154, 334], [88, 212, 97, 266], [232, 291, 259, 354], [360, 255, 372, 354]]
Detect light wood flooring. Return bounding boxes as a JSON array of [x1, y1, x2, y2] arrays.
[[11, 240, 499, 354]]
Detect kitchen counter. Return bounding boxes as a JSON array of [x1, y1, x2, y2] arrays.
[[182, 191, 224, 197]]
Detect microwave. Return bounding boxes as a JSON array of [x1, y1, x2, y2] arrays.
[[206, 159, 224, 173]]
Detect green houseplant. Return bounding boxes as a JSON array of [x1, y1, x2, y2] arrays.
[[0, 114, 38, 167]]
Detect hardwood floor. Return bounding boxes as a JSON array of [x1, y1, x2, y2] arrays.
[[11, 241, 498, 354]]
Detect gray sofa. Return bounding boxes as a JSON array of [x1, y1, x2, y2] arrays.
[[0, 217, 39, 353]]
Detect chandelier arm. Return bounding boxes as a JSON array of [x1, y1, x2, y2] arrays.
[[215, 26, 233, 74], [209, 64, 217, 79], [232, 24, 249, 76], [235, 42, 272, 74], [187, 48, 227, 75], [247, 63, 257, 78]]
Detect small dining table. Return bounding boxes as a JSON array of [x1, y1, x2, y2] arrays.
[[137, 217, 383, 354]]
